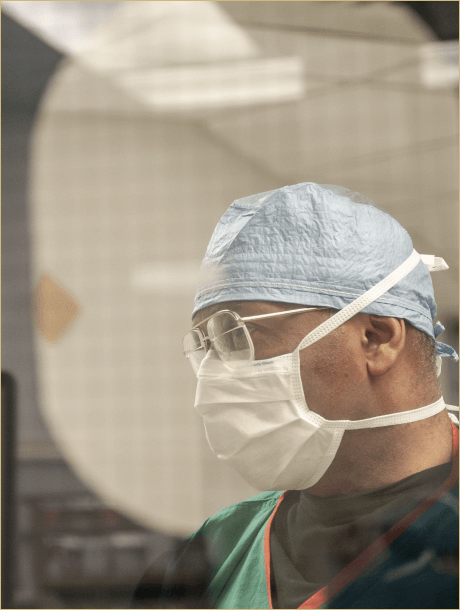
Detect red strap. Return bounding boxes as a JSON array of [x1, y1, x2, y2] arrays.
[[451, 419, 459, 456], [298, 422, 459, 609], [265, 492, 285, 610]]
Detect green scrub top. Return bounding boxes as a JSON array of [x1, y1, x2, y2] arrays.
[[161, 424, 458, 609]]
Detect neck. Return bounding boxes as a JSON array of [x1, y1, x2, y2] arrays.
[[305, 407, 453, 497]]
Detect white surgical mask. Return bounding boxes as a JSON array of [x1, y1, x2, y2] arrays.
[[194, 250, 453, 491], [195, 350, 447, 491]]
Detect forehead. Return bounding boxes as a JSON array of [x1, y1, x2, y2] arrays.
[[192, 300, 314, 324]]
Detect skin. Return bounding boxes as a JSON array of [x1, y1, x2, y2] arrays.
[[193, 300, 453, 496]]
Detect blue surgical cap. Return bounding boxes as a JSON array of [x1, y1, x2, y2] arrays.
[[193, 182, 445, 344]]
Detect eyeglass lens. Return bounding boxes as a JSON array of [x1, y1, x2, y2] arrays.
[[183, 329, 206, 373], [184, 311, 253, 372], [208, 312, 252, 367]]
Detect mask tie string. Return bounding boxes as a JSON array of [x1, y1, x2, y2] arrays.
[[298, 249, 421, 351]]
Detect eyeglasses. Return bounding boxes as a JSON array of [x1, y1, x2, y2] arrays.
[[183, 307, 327, 373]]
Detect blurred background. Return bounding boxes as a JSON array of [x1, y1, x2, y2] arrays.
[[2, 1, 458, 608]]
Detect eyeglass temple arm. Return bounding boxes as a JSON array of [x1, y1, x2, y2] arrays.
[[241, 307, 324, 322], [191, 306, 326, 332]]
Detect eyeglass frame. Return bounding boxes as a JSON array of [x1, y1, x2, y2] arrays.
[[183, 306, 328, 368]]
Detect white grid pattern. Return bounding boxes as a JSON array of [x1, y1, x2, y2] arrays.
[[28, 1, 458, 534]]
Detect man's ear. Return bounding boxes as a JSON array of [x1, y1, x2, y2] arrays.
[[364, 315, 406, 376]]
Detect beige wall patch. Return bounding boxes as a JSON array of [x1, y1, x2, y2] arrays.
[[33, 274, 80, 343]]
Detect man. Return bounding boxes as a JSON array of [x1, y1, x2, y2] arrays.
[[133, 183, 458, 609]]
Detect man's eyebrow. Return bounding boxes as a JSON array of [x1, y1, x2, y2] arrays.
[[191, 307, 221, 327], [192, 302, 247, 325]]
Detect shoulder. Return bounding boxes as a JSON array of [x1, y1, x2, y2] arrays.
[[133, 492, 284, 608], [197, 490, 283, 540], [205, 490, 283, 517]]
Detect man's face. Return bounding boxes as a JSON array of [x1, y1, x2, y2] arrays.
[[193, 300, 369, 420]]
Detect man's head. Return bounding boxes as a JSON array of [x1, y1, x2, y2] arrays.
[[190, 183, 456, 493], [191, 183, 446, 413]]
